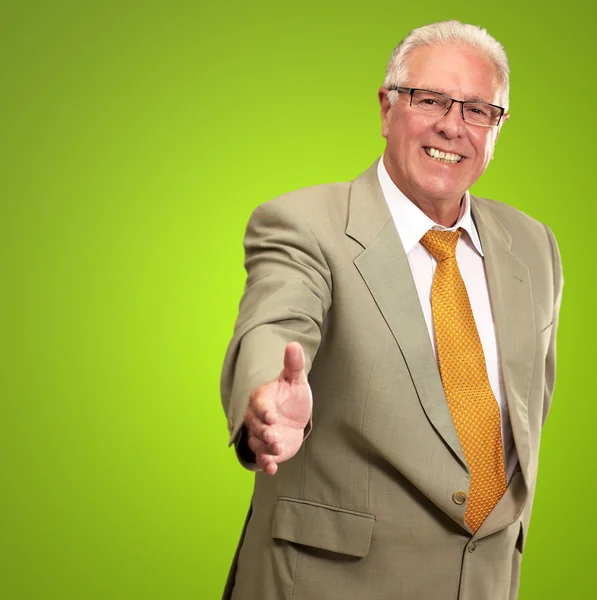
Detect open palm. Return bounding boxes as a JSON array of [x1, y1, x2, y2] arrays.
[[244, 342, 312, 475]]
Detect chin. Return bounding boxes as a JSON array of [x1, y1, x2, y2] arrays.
[[419, 179, 466, 202]]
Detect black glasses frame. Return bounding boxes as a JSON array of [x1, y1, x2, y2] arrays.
[[388, 86, 506, 127]]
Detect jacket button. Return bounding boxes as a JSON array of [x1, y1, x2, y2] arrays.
[[452, 491, 467, 505], [469, 540, 478, 552]]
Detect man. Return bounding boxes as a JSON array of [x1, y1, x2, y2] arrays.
[[220, 20, 562, 600]]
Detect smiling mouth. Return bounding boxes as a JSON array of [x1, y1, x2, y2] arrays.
[[424, 147, 463, 164]]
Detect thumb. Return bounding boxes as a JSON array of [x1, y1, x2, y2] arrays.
[[281, 342, 306, 383]]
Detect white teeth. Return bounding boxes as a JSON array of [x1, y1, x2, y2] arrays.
[[425, 147, 462, 163]]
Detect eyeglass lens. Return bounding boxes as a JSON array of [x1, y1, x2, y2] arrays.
[[411, 90, 501, 126]]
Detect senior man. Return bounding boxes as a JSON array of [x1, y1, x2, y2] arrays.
[[221, 20, 562, 600]]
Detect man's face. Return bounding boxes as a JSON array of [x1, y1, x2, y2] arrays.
[[379, 43, 506, 206]]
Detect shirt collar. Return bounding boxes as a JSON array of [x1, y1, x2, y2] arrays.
[[376, 156, 484, 256]]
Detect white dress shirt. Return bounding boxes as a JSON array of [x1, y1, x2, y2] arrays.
[[377, 158, 518, 482]]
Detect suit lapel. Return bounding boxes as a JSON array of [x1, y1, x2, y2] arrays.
[[346, 164, 536, 489], [347, 162, 466, 467], [471, 198, 535, 484]]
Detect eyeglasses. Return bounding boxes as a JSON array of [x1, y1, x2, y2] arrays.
[[388, 86, 506, 127]]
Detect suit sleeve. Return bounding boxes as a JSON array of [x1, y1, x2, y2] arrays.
[[518, 223, 564, 556], [220, 200, 332, 467], [541, 223, 564, 426]]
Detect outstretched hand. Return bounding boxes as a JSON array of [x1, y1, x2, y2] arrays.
[[243, 342, 312, 475]]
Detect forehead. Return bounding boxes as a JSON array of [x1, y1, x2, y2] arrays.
[[406, 43, 501, 103]]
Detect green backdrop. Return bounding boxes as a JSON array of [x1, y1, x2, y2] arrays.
[[1, 1, 593, 598]]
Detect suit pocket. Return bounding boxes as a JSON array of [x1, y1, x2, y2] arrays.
[[272, 497, 376, 558], [515, 521, 525, 554]]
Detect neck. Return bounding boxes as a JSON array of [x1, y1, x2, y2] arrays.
[[382, 156, 464, 228], [410, 195, 462, 228]]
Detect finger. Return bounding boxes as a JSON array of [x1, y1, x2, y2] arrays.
[[256, 451, 279, 475], [262, 409, 276, 426], [263, 459, 278, 476], [248, 433, 283, 458], [244, 410, 275, 442], [249, 390, 278, 425], [261, 424, 278, 445], [281, 342, 305, 383], [254, 446, 279, 475]]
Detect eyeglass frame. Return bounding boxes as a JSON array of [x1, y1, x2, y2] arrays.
[[387, 86, 506, 127]]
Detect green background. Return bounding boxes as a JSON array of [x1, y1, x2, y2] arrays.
[[1, 1, 592, 598]]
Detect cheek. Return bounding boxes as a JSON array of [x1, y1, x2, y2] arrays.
[[472, 134, 497, 166], [381, 117, 391, 139], [388, 113, 422, 148]]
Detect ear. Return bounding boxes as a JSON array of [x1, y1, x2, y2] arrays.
[[378, 87, 393, 139], [493, 112, 509, 146], [496, 112, 509, 139]]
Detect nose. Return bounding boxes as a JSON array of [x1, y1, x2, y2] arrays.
[[434, 100, 465, 138]]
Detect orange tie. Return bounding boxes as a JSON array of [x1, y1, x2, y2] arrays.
[[420, 229, 507, 533]]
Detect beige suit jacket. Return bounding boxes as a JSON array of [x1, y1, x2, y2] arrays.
[[220, 160, 563, 600]]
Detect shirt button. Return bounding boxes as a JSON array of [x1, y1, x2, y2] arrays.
[[469, 540, 478, 553], [452, 491, 467, 505]]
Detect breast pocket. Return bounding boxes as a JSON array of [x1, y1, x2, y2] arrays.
[[272, 497, 376, 558]]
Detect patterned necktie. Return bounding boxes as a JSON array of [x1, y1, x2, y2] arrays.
[[420, 228, 507, 533]]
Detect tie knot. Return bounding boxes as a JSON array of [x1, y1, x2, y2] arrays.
[[420, 229, 462, 261]]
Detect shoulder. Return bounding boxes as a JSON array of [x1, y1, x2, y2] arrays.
[[472, 195, 546, 236], [250, 182, 352, 232], [471, 194, 559, 254], [472, 194, 562, 289], [254, 181, 351, 221]]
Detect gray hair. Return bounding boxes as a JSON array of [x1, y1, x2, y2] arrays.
[[383, 21, 510, 111]]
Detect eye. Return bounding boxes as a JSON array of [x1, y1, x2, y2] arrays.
[[411, 91, 450, 111], [415, 95, 445, 109], [465, 104, 490, 117]]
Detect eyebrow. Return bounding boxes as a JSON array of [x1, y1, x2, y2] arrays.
[[417, 85, 493, 104]]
